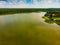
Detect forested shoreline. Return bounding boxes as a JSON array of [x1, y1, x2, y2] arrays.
[[0, 8, 60, 15]]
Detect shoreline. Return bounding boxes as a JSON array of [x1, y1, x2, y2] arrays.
[[0, 8, 60, 15]]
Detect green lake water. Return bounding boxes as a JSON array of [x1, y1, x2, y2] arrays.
[[0, 12, 60, 45]]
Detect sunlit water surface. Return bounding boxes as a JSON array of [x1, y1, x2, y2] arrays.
[[0, 12, 60, 45]]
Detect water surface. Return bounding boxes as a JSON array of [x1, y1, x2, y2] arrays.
[[0, 12, 60, 45]]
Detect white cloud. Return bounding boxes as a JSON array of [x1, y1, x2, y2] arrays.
[[0, 1, 6, 5], [0, 0, 60, 8]]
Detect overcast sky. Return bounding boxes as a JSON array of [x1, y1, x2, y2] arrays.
[[0, 0, 60, 8]]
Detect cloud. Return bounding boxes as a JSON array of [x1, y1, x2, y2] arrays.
[[0, 0, 60, 8]]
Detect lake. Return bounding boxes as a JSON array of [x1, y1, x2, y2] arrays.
[[0, 12, 60, 45]]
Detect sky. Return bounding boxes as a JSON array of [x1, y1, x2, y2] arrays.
[[0, 0, 60, 8]]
